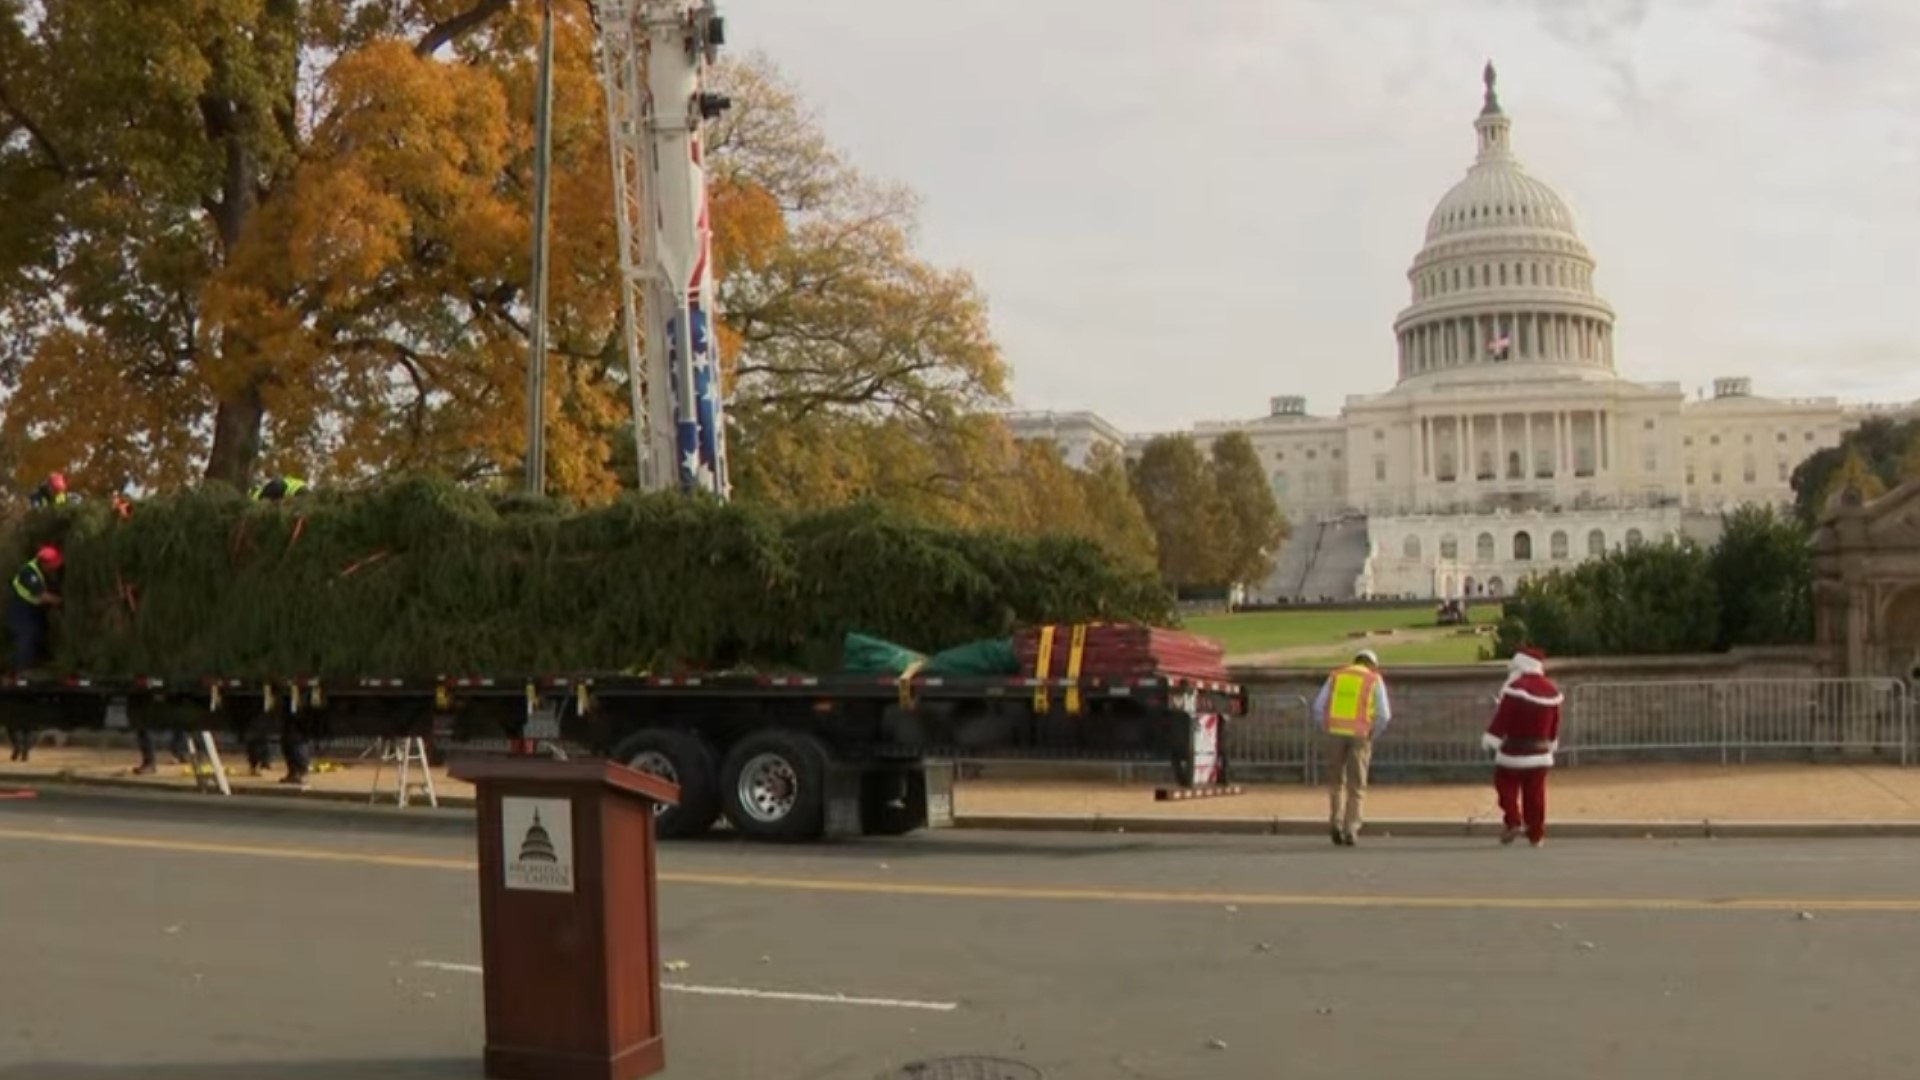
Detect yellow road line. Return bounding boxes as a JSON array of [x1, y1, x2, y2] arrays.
[[1, 826, 1917, 913]]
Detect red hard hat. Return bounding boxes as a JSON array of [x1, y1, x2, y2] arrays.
[[48, 472, 66, 493], [36, 545, 62, 570]]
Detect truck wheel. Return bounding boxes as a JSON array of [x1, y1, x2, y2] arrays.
[[720, 729, 829, 841], [614, 729, 720, 840], [859, 768, 928, 837]]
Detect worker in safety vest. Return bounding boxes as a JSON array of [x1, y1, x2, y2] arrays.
[[7, 545, 64, 761], [28, 472, 68, 509], [1312, 648, 1392, 846], [249, 476, 309, 502]]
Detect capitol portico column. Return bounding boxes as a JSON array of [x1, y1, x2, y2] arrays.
[[1524, 414, 1536, 479]]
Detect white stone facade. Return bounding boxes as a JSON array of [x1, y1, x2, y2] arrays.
[[999, 410, 1128, 470], [1009, 66, 1913, 601]]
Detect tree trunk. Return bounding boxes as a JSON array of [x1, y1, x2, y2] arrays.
[[205, 381, 266, 490]]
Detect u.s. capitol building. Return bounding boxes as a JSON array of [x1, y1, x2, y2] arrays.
[[1005, 66, 1912, 602]]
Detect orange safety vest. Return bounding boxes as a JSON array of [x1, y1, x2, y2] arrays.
[[1324, 664, 1381, 739]]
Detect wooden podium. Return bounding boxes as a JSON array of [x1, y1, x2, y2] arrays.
[[448, 757, 681, 1080]]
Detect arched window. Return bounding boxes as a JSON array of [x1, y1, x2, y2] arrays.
[[1438, 451, 1457, 481], [1626, 528, 1645, 549], [1488, 576, 1506, 596], [1477, 450, 1494, 480], [1440, 534, 1459, 560], [1403, 535, 1422, 560], [1587, 529, 1606, 557], [1507, 450, 1524, 479], [1476, 533, 1496, 562], [1514, 531, 1533, 561], [1550, 531, 1569, 559]]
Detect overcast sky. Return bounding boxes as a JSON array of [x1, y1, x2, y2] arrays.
[[721, 0, 1920, 434]]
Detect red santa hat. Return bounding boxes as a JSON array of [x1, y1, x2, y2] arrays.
[[1508, 646, 1547, 676]]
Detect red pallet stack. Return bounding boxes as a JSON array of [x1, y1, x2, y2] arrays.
[[1014, 623, 1230, 684]]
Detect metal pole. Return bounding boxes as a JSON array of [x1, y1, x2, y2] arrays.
[[524, 0, 557, 495]]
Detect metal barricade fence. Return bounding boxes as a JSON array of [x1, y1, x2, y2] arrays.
[[1564, 678, 1913, 766], [1232, 683, 1513, 782], [1229, 676, 1916, 781]]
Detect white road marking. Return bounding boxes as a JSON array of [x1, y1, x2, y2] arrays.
[[412, 961, 960, 1013]]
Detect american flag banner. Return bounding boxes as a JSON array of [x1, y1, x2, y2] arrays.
[[1488, 330, 1512, 359], [668, 127, 731, 497]]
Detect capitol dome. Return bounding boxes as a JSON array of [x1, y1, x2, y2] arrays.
[[1392, 64, 1616, 386]]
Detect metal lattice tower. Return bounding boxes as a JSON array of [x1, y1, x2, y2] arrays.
[[589, 0, 732, 498]]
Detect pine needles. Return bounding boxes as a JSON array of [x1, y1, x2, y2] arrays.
[[4, 476, 1175, 679]]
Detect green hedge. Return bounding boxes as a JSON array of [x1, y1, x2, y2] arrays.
[[4, 476, 1174, 679], [1491, 506, 1813, 659]]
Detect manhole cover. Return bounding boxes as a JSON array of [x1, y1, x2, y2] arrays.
[[880, 1058, 1044, 1080]]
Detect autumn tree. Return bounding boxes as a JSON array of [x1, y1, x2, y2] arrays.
[[1076, 443, 1158, 573], [703, 55, 1013, 518], [1128, 435, 1229, 590], [1208, 432, 1287, 585], [0, 0, 628, 500], [1815, 448, 1887, 515]]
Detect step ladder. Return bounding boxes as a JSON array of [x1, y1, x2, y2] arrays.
[[185, 731, 231, 797], [369, 736, 437, 808]]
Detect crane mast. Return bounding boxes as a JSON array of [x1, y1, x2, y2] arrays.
[[589, 0, 732, 498]]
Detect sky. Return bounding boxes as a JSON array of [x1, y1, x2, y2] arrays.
[[721, 0, 1920, 434]]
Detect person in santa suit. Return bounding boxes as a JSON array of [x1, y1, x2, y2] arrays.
[[1482, 646, 1563, 847]]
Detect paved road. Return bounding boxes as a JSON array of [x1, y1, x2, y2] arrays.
[[1, 791, 1918, 1079]]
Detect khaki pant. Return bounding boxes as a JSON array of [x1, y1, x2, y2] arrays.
[[1324, 735, 1374, 834]]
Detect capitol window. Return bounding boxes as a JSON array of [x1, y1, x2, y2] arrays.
[[1626, 528, 1644, 549], [1744, 457, 1756, 483], [1403, 536, 1421, 559], [1374, 457, 1387, 482], [1513, 531, 1533, 561], [1587, 529, 1606, 557], [1476, 533, 1495, 562], [1550, 531, 1569, 559], [1440, 534, 1459, 560]]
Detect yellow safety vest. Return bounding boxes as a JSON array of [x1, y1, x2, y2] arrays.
[[11, 559, 47, 605], [1325, 664, 1380, 739]]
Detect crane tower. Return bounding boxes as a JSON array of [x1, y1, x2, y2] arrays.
[[589, 0, 732, 497]]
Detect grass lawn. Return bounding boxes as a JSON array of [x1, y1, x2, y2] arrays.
[[1185, 603, 1504, 664]]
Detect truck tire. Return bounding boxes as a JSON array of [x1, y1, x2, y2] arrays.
[[859, 768, 928, 837], [719, 729, 830, 841], [614, 729, 720, 840]]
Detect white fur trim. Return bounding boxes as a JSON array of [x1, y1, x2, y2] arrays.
[[1481, 732, 1504, 753], [1501, 685, 1564, 707], [1495, 751, 1555, 769], [1547, 740, 1558, 754], [1507, 652, 1544, 676]]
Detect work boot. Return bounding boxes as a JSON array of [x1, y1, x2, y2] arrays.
[[1500, 827, 1521, 846], [1330, 825, 1345, 847], [1342, 829, 1358, 847], [1530, 837, 1547, 848]]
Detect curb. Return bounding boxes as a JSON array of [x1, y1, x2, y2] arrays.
[[8, 773, 1920, 840], [0, 772, 478, 824], [951, 813, 1920, 840]]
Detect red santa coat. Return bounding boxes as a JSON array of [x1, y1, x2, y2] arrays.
[[1481, 654, 1563, 769]]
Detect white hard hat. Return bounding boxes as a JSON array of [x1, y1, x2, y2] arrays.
[[1354, 649, 1380, 666]]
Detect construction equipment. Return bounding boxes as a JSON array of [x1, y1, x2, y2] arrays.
[[589, 0, 732, 497]]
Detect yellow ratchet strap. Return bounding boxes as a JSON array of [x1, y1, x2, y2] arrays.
[[1064, 623, 1088, 715], [898, 659, 927, 708], [1032, 625, 1056, 714]]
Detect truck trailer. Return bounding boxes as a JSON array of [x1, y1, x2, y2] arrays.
[[0, 668, 1245, 841]]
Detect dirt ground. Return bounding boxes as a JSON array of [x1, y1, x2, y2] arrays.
[[5, 745, 1919, 822]]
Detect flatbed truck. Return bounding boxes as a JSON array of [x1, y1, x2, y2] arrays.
[[0, 669, 1246, 841]]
